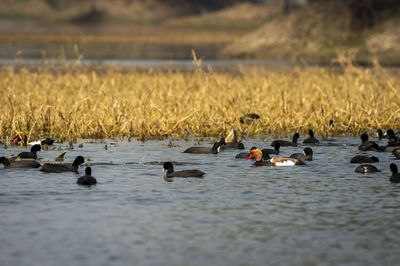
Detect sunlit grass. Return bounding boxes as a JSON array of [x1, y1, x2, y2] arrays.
[[0, 62, 399, 142]]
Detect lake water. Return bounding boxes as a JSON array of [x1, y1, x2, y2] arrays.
[[1, 137, 400, 266]]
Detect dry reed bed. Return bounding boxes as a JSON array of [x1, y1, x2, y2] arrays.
[[0, 64, 399, 142]]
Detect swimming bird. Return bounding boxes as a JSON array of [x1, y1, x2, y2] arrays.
[[290, 147, 313, 161], [162, 162, 205, 178], [11, 131, 54, 146], [77, 167, 97, 186], [393, 149, 400, 159], [390, 163, 400, 183], [355, 164, 379, 173], [358, 133, 381, 151], [271, 133, 300, 147], [246, 149, 305, 166], [0, 157, 40, 168], [386, 129, 400, 146], [303, 130, 319, 144], [376, 129, 387, 139], [183, 139, 225, 154], [14, 144, 41, 159], [261, 143, 280, 155], [350, 155, 379, 164], [40, 156, 85, 173], [220, 138, 245, 150], [235, 146, 258, 158]]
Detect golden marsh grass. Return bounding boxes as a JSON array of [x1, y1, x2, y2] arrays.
[[0, 63, 399, 142]]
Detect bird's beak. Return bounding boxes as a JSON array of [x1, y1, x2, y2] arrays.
[[245, 154, 253, 160], [162, 168, 165, 172]]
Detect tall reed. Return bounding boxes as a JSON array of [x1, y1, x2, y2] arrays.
[[0, 63, 399, 142]]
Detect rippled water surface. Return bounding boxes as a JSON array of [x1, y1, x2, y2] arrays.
[[1, 137, 400, 266]]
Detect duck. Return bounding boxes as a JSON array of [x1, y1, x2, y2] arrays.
[[271, 133, 300, 147], [390, 163, 400, 183], [235, 146, 258, 158], [162, 162, 205, 178], [290, 147, 313, 161], [40, 156, 85, 173], [220, 138, 245, 150], [386, 129, 400, 146], [261, 143, 280, 155], [303, 130, 319, 144], [77, 167, 97, 186], [183, 139, 225, 154], [13, 144, 41, 160], [11, 131, 54, 146], [392, 149, 400, 159], [358, 133, 382, 151], [376, 129, 387, 139], [355, 164, 380, 173], [0, 156, 41, 168], [245, 149, 305, 166], [350, 155, 379, 163], [239, 113, 260, 124]]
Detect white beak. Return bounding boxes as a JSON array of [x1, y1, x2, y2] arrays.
[[162, 168, 165, 172]]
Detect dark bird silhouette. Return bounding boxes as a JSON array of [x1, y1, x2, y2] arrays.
[[77, 167, 97, 186], [162, 162, 205, 178]]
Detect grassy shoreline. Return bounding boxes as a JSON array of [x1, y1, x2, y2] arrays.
[[0, 63, 399, 142]]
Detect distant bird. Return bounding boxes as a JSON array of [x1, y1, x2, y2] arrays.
[[235, 146, 258, 159], [261, 143, 281, 155], [359, 133, 381, 151], [220, 139, 245, 150], [15, 144, 41, 160], [290, 147, 313, 161], [0, 157, 40, 168], [393, 149, 400, 159], [11, 131, 54, 146], [390, 163, 400, 183], [350, 155, 379, 164], [303, 130, 319, 144], [40, 156, 85, 173], [240, 113, 260, 124], [386, 129, 400, 146], [183, 139, 225, 154], [355, 164, 379, 173], [376, 129, 387, 139], [271, 133, 300, 147], [162, 162, 205, 178], [246, 149, 305, 166], [77, 167, 97, 186]]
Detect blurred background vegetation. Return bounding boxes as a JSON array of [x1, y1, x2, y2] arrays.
[[0, 0, 399, 63]]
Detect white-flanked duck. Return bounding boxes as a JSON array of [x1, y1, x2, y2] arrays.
[[0, 157, 40, 168], [271, 133, 300, 147], [11, 131, 54, 146], [290, 147, 313, 161], [162, 162, 205, 178], [245, 149, 305, 166]]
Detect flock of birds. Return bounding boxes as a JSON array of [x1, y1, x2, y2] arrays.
[[2, 128, 400, 184]]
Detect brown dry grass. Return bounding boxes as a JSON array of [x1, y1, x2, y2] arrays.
[[0, 61, 399, 142]]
